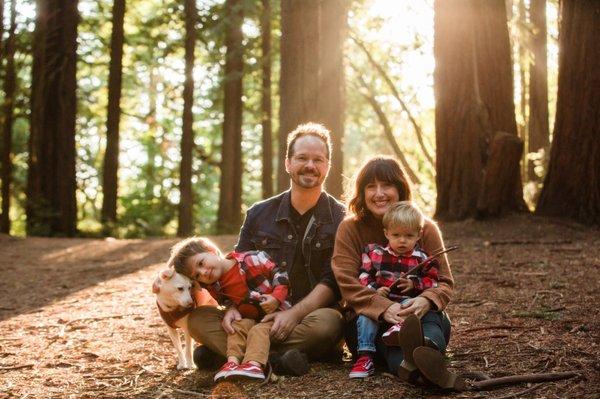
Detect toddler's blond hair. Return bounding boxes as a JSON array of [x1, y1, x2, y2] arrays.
[[382, 201, 424, 232]]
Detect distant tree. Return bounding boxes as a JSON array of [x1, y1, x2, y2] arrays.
[[1, 0, 16, 233], [260, 0, 273, 199], [278, 0, 320, 192], [27, 0, 79, 236], [177, 0, 197, 236], [217, 0, 244, 234], [434, 0, 525, 220], [536, 0, 599, 225], [527, 0, 550, 182], [278, 0, 347, 194], [101, 0, 126, 232], [319, 0, 346, 199]]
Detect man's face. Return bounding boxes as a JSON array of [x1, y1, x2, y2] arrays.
[[285, 135, 329, 190]]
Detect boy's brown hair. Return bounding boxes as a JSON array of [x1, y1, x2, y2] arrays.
[[167, 237, 222, 275], [382, 201, 424, 232]]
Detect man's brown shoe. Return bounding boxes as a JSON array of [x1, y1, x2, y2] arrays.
[[413, 346, 466, 391], [384, 315, 423, 383]]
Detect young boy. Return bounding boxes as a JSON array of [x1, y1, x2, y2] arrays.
[[349, 201, 439, 378], [168, 237, 290, 381]]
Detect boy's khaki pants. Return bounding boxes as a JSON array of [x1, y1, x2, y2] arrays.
[[228, 319, 273, 365], [187, 306, 343, 365]]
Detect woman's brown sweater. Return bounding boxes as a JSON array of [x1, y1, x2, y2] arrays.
[[332, 214, 454, 321]]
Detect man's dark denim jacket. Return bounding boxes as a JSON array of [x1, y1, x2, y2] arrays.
[[235, 190, 346, 303]]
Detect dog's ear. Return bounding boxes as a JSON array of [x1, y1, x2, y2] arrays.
[[160, 269, 175, 280], [152, 277, 161, 294]]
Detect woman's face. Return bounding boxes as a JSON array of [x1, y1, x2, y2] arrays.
[[364, 179, 400, 219]]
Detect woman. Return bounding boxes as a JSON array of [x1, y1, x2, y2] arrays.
[[332, 156, 463, 390]]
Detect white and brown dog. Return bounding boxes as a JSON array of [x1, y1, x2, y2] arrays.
[[152, 269, 216, 369]]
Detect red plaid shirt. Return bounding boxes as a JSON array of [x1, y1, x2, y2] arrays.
[[204, 251, 290, 318], [360, 244, 439, 302]]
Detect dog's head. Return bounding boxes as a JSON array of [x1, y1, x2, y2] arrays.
[[152, 269, 194, 308]]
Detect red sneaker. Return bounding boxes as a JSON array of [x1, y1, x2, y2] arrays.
[[214, 361, 239, 381], [228, 362, 265, 380], [348, 355, 375, 378]]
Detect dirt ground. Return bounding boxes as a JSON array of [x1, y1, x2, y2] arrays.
[[1, 215, 598, 399]]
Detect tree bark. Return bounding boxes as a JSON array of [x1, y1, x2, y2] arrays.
[[278, 0, 320, 192], [477, 132, 524, 217], [318, 0, 346, 199], [536, 0, 600, 225], [27, 0, 79, 236], [260, 0, 273, 199], [0, 0, 16, 233], [177, 0, 197, 236], [528, 0, 550, 181], [217, 0, 244, 234], [434, 0, 525, 221], [101, 0, 126, 232]]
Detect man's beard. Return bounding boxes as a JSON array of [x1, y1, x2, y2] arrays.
[[291, 168, 322, 188]]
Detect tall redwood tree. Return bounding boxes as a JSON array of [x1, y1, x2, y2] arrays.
[[434, 0, 524, 220], [177, 0, 197, 236], [101, 0, 126, 231], [536, 1, 600, 225], [217, 0, 244, 234], [0, 0, 17, 233], [27, 0, 79, 236], [527, 0, 550, 181]]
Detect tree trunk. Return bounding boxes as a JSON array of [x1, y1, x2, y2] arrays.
[[27, 0, 79, 236], [101, 0, 125, 232], [434, 0, 524, 221], [260, 0, 273, 199], [217, 0, 244, 234], [318, 0, 346, 199], [278, 0, 320, 192], [536, 0, 600, 225], [0, 0, 16, 234], [528, 0, 550, 182], [177, 0, 196, 237]]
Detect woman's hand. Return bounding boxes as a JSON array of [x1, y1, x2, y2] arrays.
[[382, 302, 405, 324], [397, 296, 432, 319], [222, 306, 242, 334], [376, 286, 390, 298], [259, 294, 280, 314]]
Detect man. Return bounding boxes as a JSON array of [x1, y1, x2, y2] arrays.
[[188, 123, 346, 375]]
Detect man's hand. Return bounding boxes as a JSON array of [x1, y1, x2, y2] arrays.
[[394, 277, 414, 294], [397, 296, 431, 319], [382, 302, 405, 324], [222, 306, 242, 334], [376, 286, 390, 297], [262, 308, 301, 341], [259, 294, 280, 314]]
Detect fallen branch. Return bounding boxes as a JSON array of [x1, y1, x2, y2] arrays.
[[471, 371, 580, 390]]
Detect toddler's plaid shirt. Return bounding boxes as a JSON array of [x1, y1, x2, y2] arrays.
[[359, 244, 439, 302]]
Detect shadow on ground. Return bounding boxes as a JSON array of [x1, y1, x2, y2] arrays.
[[0, 235, 238, 322]]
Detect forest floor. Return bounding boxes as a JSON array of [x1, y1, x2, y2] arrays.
[[0, 215, 598, 399]]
